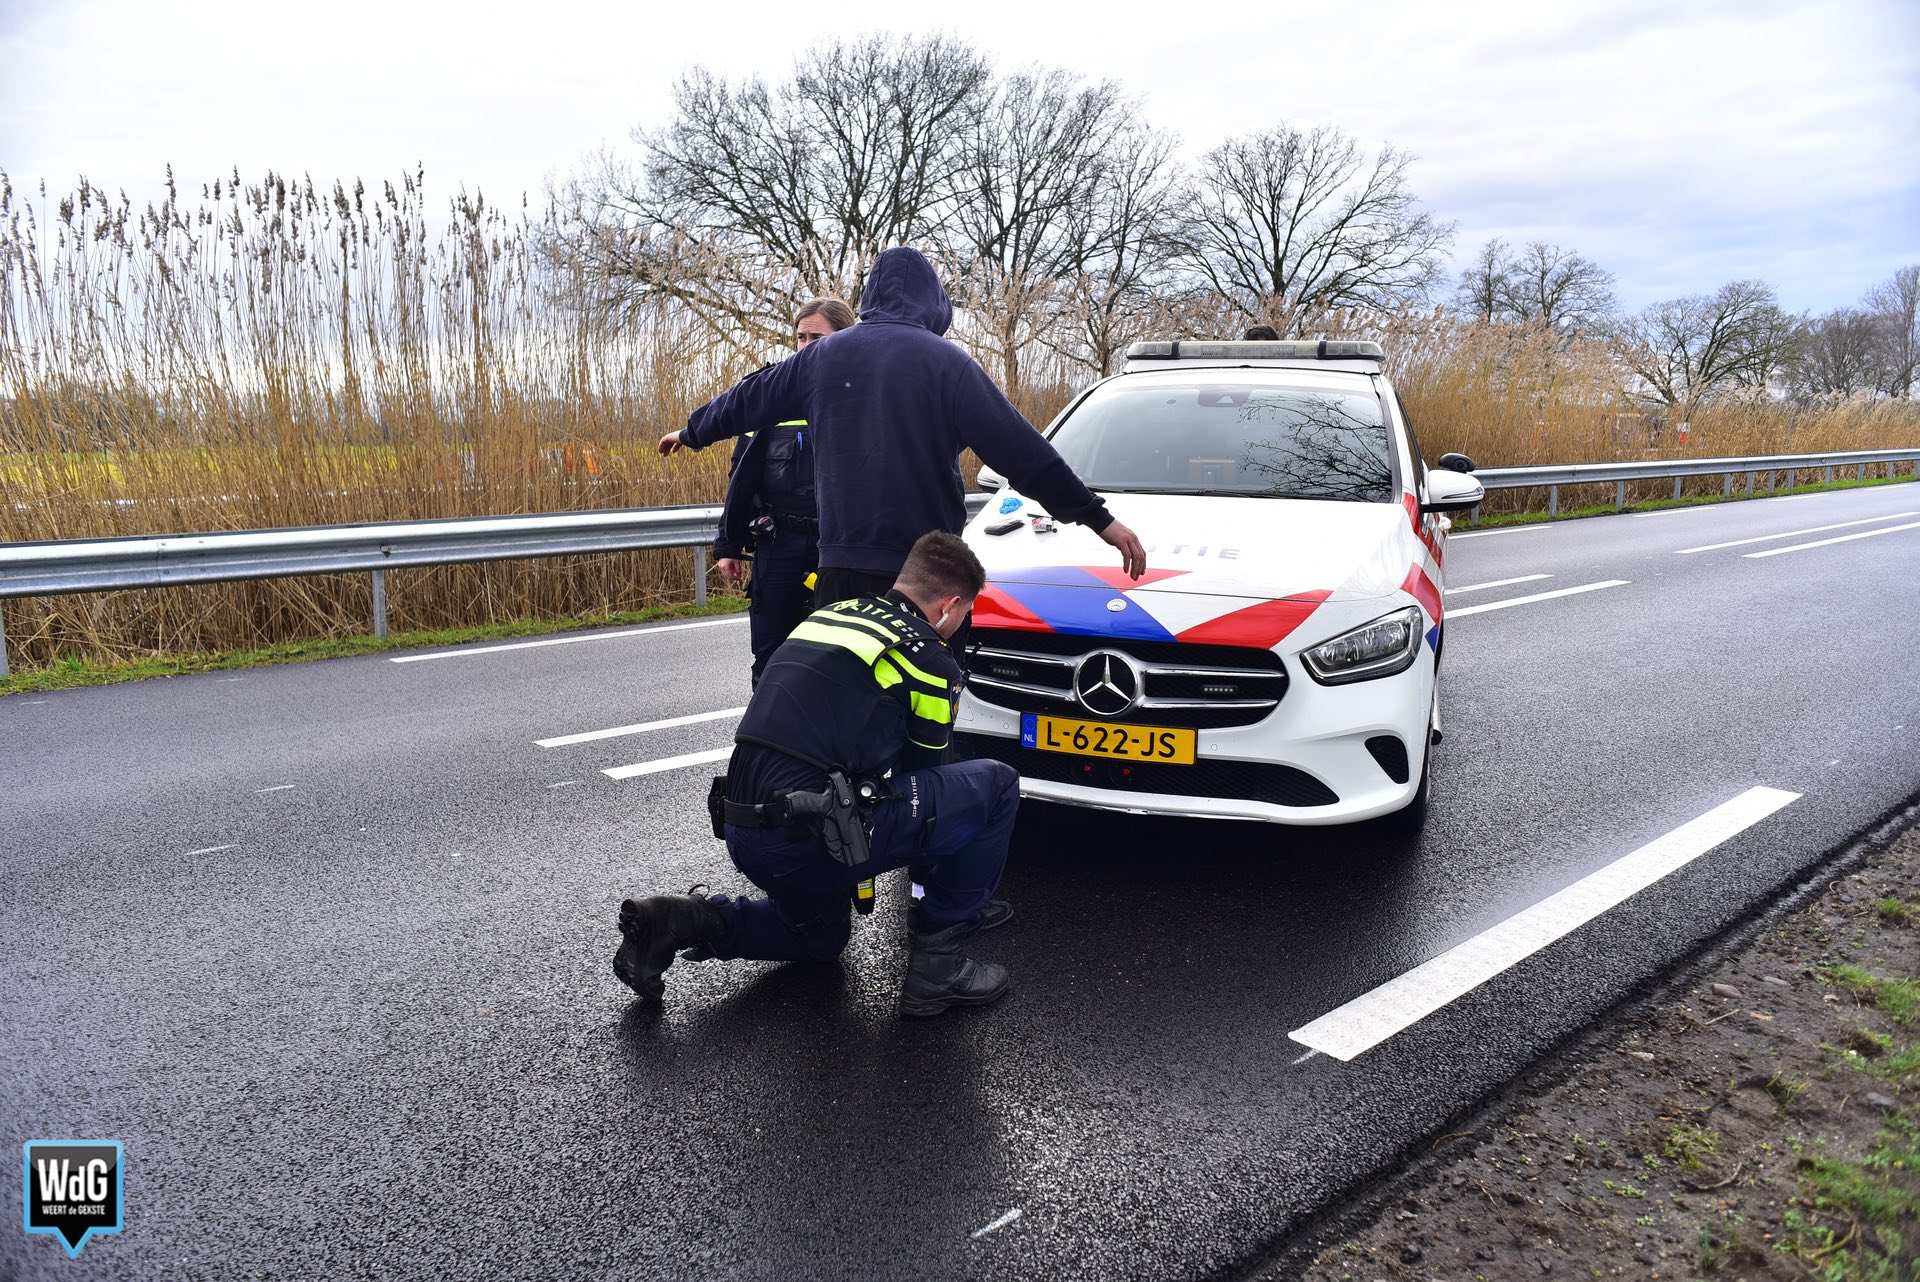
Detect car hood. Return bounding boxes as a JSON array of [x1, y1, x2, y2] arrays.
[[966, 491, 1417, 648]]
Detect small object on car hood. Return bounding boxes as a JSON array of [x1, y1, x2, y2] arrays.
[[984, 517, 1024, 535], [998, 495, 1024, 514]]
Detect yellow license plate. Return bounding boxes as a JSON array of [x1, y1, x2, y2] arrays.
[[1021, 714, 1196, 765]]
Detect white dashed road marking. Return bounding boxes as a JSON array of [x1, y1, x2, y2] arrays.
[[1447, 573, 1551, 595], [537, 707, 746, 748], [1450, 525, 1550, 540], [253, 784, 296, 794], [1288, 786, 1800, 1062], [184, 844, 235, 856], [970, 1209, 1023, 1239], [602, 747, 733, 781], [1673, 511, 1918, 555], [1447, 580, 1630, 619], [390, 616, 747, 663], [1744, 519, 1920, 559]]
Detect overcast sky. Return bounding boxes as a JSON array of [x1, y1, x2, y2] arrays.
[[3, 0, 1915, 314]]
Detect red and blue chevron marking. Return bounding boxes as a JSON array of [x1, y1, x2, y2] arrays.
[[976, 565, 1331, 650]]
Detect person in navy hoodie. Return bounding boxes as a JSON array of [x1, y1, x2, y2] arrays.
[[660, 247, 1146, 605]]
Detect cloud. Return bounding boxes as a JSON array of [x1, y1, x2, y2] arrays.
[[2, 0, 1914, 313]]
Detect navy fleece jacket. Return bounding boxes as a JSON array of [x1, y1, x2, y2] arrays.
[[678, 247, 1112, 575]]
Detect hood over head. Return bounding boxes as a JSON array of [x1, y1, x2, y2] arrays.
[[858, 247, 953, 335]]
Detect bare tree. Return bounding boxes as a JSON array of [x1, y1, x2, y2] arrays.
[[1866, 264, 1920, 398], [1454, 238, 1509, 323], [1788, 308, 1893, 400], [1175, 125, 1452, 334], [1614, 280, 1798, 413], [1502, 241, 1615, 335], [545, 35, 989, 353], [1042, 123, 1184, 378], [945, 69, 1128, 392]]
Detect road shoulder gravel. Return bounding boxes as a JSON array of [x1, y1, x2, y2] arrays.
[[1265, 805, 1920, 1281]]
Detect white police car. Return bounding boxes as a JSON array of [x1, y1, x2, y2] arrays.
[[953, 339, 1483, 828]]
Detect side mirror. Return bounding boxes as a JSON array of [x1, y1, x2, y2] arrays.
[[1437, 452, 1476, 473], [1420, 467, 1484, 514], [976, 464, 1005, 492]]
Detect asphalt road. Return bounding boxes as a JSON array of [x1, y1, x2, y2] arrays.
[[5, 482, 1919, 1281]]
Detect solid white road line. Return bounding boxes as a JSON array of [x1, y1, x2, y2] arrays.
[[1447, 573, 1551, 595], [1447, 580, 1629, 619], [1744, 519, 1920, 559], [1289, 786, 1800, 1062], [602, 746, 732, 781], [1674, 511, 1919, 555], [537, 706, 746, 748], [1450, 525, 1550, 540], [389, 616, 747, 663]]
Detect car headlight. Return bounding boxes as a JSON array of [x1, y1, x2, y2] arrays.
[[1300, 605, 1425, 685]]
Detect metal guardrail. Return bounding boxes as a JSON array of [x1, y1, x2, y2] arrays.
[[2, 449, 1916, 676], [1472, 448, 1920, 518]]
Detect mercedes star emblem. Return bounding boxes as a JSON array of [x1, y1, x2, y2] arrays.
[[1073, 651, 1141, 717]]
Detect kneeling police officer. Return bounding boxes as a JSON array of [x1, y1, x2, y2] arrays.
[[613, 531, 1019, 1017]]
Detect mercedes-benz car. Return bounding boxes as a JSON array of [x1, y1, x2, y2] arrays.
[[952, 339, 1484, 828]]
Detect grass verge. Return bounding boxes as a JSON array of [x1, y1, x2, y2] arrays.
[[1463, 471, 1918, 529], [1295, 820, 1920, 1282], [0, 595, 748, 697]]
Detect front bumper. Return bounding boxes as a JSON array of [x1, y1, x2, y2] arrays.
[[953, 650, 1433, 827]]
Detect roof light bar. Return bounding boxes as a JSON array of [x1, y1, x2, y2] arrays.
[[1123, 339, 1385, 361]]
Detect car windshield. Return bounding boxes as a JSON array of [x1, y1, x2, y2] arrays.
[[1047, 376, 1395, 502]]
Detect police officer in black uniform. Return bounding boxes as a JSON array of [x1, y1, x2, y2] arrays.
[[714, 298, 856, 685], [613, 532, 1019, 1018]]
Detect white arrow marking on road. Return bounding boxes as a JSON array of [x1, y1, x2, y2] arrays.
[[1447, 580, 1629, 619], [537, 706, 746, 748], [1674, 511, 1918, 554], [602, 746, 732, 781], [1743, 519, 1920, 559], [389, 615, 747, 663], [1447, 573, 1551, 595], [1288, 786, 1800, 1062]]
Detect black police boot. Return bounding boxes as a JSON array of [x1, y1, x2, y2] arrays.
[[613, 890, 725, 1002], [900, 918, 1009, 1018]]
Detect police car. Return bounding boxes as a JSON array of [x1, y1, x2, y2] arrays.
[[952, 339, 1484, 829]]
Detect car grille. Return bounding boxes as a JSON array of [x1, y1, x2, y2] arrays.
[[954, 731, 1340, 807], [965, 628, 1288, 730]]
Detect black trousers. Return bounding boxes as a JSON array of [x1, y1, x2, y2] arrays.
[[747, 524, 819, 686]]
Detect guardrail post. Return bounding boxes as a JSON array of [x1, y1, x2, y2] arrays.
[[1722, 473, 1733, 496], [1672, 476, 1682, 501], [1745, 471, 1756, 495], [1614, 480, 1626, 511], [0, 605, 9, 678], [1547, 484, 1559, 518], [1824, 464, 1834, 485], [693, 547, 708, 606], [1767, 470, 1776, 493], [371, 570, 389, 639]]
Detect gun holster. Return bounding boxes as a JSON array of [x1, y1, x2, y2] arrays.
[[783, 770, 877, 869], [707, 775, 728, 840]]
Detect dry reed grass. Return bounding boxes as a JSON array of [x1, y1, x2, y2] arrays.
[[3, 171, 1916, 668]]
